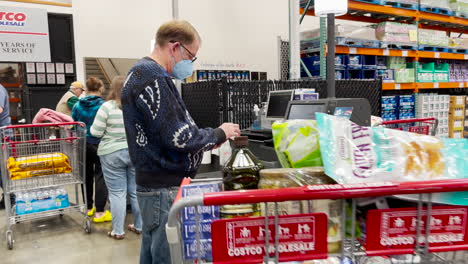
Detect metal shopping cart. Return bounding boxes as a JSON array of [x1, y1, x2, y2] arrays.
[[0, 122, 90, 250], [379, 118, 439, 136], [166, 178, 468, 264]]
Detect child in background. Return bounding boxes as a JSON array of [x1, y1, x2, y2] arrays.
[[72, 77, 111, 222]]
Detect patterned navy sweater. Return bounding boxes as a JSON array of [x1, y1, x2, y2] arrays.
[[122, 57, 226, 188]]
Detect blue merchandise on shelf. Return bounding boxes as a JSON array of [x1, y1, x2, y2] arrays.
[[347, 55, 362, 69]]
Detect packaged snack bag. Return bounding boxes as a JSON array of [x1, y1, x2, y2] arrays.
[[272, 120, 323, 168], [8, 153, 71, 172], [315, 113, 467, 183], [11, 167, 72, 180]]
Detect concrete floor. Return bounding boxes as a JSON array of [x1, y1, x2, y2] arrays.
[[0, 188, 141, 264]]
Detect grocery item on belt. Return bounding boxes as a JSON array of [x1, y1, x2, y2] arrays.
[[10, 167, 72, 180], [316, 113, 468, 183], [259, 167, 343, 253], [272, 120, 323, 168], [8, 153, 71, 172]]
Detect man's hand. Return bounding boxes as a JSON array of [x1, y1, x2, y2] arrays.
[[219, 123, 240, 139]]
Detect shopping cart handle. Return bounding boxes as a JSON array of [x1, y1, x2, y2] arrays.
[[202, 179, 468, 206], [3, 122, 85, 129], [381, 118, 436, 125]]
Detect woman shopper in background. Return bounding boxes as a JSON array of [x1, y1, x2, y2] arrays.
[[91, 76, 142, 239], [72, 77, 111, 223]]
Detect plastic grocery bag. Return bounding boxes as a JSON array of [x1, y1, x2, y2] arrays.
[[272, 120, 323, 168], [315, 113, 468, 183]]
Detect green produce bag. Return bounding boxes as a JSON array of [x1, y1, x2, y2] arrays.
[[272, 120, 323, 168]]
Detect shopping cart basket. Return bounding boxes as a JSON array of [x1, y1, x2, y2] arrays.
[[167, 178, 468, 264], [380, 118, 439, 136], [0, 122, 90, 250]]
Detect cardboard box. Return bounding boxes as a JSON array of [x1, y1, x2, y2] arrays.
[[450, 96, 466, 108]]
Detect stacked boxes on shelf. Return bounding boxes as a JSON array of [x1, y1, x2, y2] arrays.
[[304, 55, 468, 82], [418, 29, 450, 47], [181, 182, 221, 261], [381, 95, 415, 121], [415, 93, 450, 137], [301, 54, 379, 79], [375, 22, 417, 44], [449, 0, 468, 15], [422, 0, 450, 7], [449, 95, 466, 138], [448, 60, 468, 82], [387, 57, 415, 83], [465, 98, 468, 138], [382, 96, 399, 121], [399, 95, 416, 120]]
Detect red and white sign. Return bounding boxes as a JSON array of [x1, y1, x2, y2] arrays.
[[366, 206, 468, 255], [0, 6, 50, 62], [211, 214, 328, 264]]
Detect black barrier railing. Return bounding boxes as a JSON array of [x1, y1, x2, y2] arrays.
[[182, 79, 382, 129]]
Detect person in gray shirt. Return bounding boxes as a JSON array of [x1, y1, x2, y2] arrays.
[[0, 84, 10, 209]]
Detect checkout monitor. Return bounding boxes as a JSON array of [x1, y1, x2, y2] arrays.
[[266, 90, 294, 120], [286, 100, 327, 120]]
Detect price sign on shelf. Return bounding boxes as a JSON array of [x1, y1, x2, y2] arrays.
[[465, 54, 468, 60], [459, 82, 464, 88], [366, 206, 468, 256], [402, 51, 409, 57], [211, 214, 328, 263], [434, 83, 439, 88], [435, 52, 440, 58], [395, 84, 401, 90], [383, 49, 390, 56], [349, 48, 357, 54]]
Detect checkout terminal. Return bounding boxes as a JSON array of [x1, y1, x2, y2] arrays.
[[242, 90, 371, 167]]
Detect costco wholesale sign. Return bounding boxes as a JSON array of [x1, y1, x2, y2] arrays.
[[366, 206, 468, 255], [0, 6, 51, 62], [211, 214, 328, 263]]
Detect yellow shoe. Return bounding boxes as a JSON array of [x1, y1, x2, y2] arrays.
[[93, 210, 112, 223], [87, 207, 95, 217]]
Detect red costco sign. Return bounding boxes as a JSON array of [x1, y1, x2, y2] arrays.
[[211, 213, 328, 264], [366, 206, 468, 255]]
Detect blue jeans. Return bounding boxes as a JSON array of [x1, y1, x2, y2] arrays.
[[100, 149, 142, 235], [137, 186, 178, 264]]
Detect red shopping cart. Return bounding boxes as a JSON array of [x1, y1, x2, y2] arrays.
[[0, 122, 90, 250], [166, 178, 468, 264], [380, 118, 439, 136]]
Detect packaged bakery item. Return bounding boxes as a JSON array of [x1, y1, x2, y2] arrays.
[[8, 153, 71, 172], [272, 120, 323, 168], [316, 113, 468, 184]]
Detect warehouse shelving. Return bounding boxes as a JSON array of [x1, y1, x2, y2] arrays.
[[382, 82, 468, 91], [301, 0, 467, 32], [300, 0, 468, 91]]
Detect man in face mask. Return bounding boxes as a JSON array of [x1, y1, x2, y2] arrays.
[[121, 20, 240, 264]]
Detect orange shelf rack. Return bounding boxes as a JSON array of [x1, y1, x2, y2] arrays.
[[382, 82, 468, 91], [332, 46, 468, 60]]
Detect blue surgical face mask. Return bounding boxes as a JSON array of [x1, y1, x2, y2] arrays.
[[171, 46, 194, 80]]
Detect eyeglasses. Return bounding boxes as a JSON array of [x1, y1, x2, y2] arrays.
[[170, 40, 197, 63]]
